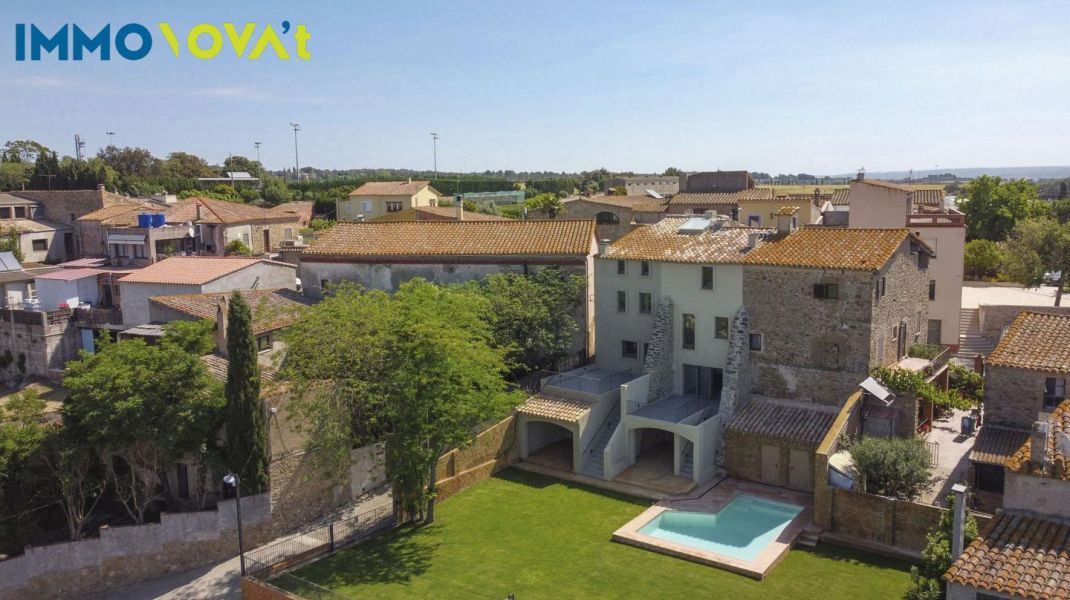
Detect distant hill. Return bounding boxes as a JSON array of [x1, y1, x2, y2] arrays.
[[830, 166, 1070, 181]]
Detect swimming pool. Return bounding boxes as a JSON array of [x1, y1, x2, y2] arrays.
[[636, 495, 803, 562]]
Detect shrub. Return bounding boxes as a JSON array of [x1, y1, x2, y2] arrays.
[[949, 364, 984, 405], [904, 493, 979, 600], [849, 436, 931, 500], [308, 218, 334, 232], [964, 239, 1003, 279], [907, 344, 944, 360], [872, 366, 975, 411], [225, 239, 252, 255]]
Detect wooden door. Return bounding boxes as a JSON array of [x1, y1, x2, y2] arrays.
[[789, 448, 812, 491], [760, 444, 782, 486]]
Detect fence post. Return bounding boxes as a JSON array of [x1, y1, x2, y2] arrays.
[[329, 522, 336, 552]]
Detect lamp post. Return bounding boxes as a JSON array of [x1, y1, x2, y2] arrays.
[[289, 122, 301, 183], [106, 131, 115, 147], [430, 132, 439, 179], [254, 142, 262, 174], [223, 473, 246, 576]]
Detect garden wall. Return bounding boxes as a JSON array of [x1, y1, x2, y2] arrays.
[[434, 415, 519, 502], [828, 488, 942, 553], [241, 577, 304, 600], [978, 304, 1070, 342]]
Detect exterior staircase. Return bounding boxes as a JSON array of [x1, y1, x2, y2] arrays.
[[796, 524, 822, 548], [679, 441, 694, 480], [579, 412, 620, 479], [957, 308, 995, 360]]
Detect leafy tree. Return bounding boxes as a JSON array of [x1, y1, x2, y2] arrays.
[[307, 218, 334, 232], [2, 139, 51, 163], [283, 281, 521, 523], [261, 176, 292, 206], [904, 494, 978, 600], [963, 239, 1002, 280], [39, 427, 107, 540], [96, 145, 159, 178], [223, 294, 269, 494], [62, 338, 223, 522], [0, 162, 33, 190], [161, 152, 214, 179], [848, 436, 931, 500], [1002, 216, 1070, 305], [225, 239, 252, 255], [222, 155, 260, 176], [0, 389, 48, 553], [1052, 198, 1070, 225], [948, 364, 984, 405], [957, 175, 1045, 241], [0, 226, 25, 262], [1060, 181, 1068, 200], [526, 193, 564, 218], [163, 319, 216, 356], [662, 167, 681, 176]]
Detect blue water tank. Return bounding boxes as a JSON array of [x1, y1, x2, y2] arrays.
[[151, 213, 165, 228], [137, 213, 152, 228]]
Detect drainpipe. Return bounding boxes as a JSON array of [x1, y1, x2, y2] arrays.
[[951, 482, 967, 558]]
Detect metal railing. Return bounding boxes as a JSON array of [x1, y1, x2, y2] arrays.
[[245, 557, 355, 600], [545, 369, 634, 395], [906, 212, 965, 227], [627, 397, 712, 423]]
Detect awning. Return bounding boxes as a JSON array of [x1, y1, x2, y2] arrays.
[[107, 234, 146, 244]]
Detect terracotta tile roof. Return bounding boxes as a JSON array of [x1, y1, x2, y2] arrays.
[[669, 189, 773, 206], [944, 510, 1070, 599], [830, 189, 851, 205], [368, 206, 509, 222], [604, 218, 769, 264], [301, 220, 595, 258], [201, 353, 278, 390], [1006, 400, 1070, 480], [516, 391, 595, 423], [971, 426, 1031, 466], [570, 196, 668, 210], [165, 197, 298, 225], [270, 201, 313, 213], [119, 256, 294, 285], [987, 312, 1070, 374], [911, 188, 946, 207], [727, 398, 837, 445], [150, 289, 309, 335], [743, 228, 916, 271], [774, 206, 799, 216], [348, 181, 435, 196], [632, 201, 671, 213], [79, 203, 164, 225]]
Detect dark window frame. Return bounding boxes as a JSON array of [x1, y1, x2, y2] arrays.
[[31, 239, 47, 252], [715, 316, 729, 339], [701, 266, 714, 290], [638, 291, 652, 315], [749, 333, 763, 352], [1044, 377, 1066, 410], [640, 261, 650, 277], [621, 340, 638, 359], [616, 290, 627, 313], [929, 280, 936, 301], [813, 283, 839, 300], [682, 314, 696, 350], [616, 260, 626, 275]]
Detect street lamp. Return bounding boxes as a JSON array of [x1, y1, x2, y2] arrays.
[[223, 473, 246, 576], [289, 122, 301, 183], [253, 142, 262, 180], [430, 132, 439, 179], [106, 131, 115, 147]]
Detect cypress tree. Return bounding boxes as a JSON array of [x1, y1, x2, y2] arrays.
[[224, 293, 268, 493]]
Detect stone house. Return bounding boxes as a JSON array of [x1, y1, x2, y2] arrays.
[[666, 188, 773, 219], [0, 193, 73, 263], [679, 170, 755, 194], [269, 201, 314, 228], [118, 256, 298, 325], [840, 177, 965, 348], [367, 204, 509, 223], [163, 197, 301, 256], [603, 176, 679, 196], [336, 180, 441, 222], [742, 225, 934, 406], [9, 185, 136, 226], [561, 195, 667, 241]]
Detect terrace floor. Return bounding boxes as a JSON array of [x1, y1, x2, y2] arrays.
[[613, 443, 696, 495], [279, 469, 913, 600], [632, 393, 718, 423], [919, 408, 976, 507]]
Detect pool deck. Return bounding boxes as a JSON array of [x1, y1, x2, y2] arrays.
[[611, 479, 813, 580]]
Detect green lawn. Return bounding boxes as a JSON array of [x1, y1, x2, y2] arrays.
[[281, 469, 912, 599]]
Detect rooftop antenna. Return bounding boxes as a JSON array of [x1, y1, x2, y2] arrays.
[[74, 134, 85, 160]]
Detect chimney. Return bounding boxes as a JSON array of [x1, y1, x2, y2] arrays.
[[215, 297, 229, 356], [1031, 419, 1050, 468], [856, 169, 865, 182], [951, 483, 967, 558], [597, 238, 610, 257], [455, 194, 464, 221], [97, 183, 106, 191], [746, 231, 763, 249], [775, 207, 798, 235], [407, 177, 412, 184], [195, 202, 203, 223]]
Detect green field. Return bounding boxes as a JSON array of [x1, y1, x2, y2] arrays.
[[280, 469, 913, 599]]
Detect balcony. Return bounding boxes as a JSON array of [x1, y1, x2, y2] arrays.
[[544, 367, 637, 396], [906, 212, 965, 228], [627, 394, 719, 423]]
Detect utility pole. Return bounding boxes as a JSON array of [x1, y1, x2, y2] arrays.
[[253, 142, 262, 178], [74, 135, 85, 160], [430, 132, 439, 179], [105, 131, 115, 147], [289, 123, 301, 183]]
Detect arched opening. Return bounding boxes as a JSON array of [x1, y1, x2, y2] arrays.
[[524, 420, 574, 471], [595, 211, 620, 225]]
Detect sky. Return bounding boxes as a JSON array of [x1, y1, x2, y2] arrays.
[[2, 0, 1069, 175]]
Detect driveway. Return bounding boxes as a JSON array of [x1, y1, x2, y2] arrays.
[[962, 282, 1060, 308]]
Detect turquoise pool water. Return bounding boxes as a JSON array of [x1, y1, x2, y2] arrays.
[[637, 495, 803, 562]]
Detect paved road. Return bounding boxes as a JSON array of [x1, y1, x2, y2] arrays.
[[91, 486, 392, 600]]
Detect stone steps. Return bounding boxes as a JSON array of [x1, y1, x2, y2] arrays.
[[796, 525, 822, 548]]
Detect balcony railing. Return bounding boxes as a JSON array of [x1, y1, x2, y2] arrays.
[[545, 369, 635, 395], [73, 307, 123, 326], [906, 213, 965, 227], [627, 395, 716, 423]]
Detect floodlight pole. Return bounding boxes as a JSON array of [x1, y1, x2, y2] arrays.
[[224, 473, 246, 576]]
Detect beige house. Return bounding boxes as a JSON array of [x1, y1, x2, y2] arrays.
[[164, 197, 301, 256], [337, 180, 441, 222], [737, 194, 825, 228]]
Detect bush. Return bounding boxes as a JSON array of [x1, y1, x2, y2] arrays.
[[904, 493, 979, 600], [907, 344, 944, 360], [964, 239, 1003, 279], [872, 366, 975, 411], [949, 364, 984, 405], [225, 239, 252, 255], [849, 436, 931, 500]]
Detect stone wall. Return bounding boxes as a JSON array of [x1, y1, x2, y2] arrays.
[[978, 304, 1070, 342], [983, 365, 1060, 429], [241, 578, 304, 600], [643, 296, 674, 401], [870, 244, 931, 367], [829, 488, 942, 554], [14, 188, 135, 225], [1003, 470, 1070, 521], [0, 309, 82, 379], [246, 220, 302, 254], [434, 415, 520, 503], [559, 200, 637, 242], [723, 428, 815, 488], [716, 307, 751, 471]]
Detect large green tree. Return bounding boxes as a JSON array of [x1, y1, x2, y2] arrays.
[[62, 338, 223, 522], [0, 389, 48, 553], [0, 162, 33, 190], [223, 293, 269, 494], [283, 280, 521, 523], [957, 175, 1045, 241], [163, 319, 216, 356], [162, 151, 214, 179], [2, 139, 51, 163], [96, 145, 159, 178], [1002, 216, 1070, 306], [962, 239, 1002, 280]]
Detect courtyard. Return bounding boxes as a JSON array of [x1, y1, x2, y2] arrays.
[[277, 468, 912, 599]]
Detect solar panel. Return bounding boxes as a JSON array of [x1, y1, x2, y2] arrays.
[[645, 189, 664, 199], [860, 376, 894, 405], [676, 218, 710, 233]]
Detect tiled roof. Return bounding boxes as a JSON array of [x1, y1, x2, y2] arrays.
[[79, 203, 164, 226], [368, 206, 509, 222], [853, 180, 946, 206], [743, 228, 914, 271], [632, 201, 671, 213], [570, 195, 668, 210], [987, 312, 1070, 374], [830, 189, 851, 205], [774, 206, 799, 216], [165, 197, 298, 225], [911, 188, 946, 207], [1006, 400, 1070, 480], [37, 268, 101, 281], [150, 289, 309, 335], [669, 189, 773, 206], [119, 257, 294, 285], [726, 398, 837, 445], [201, 353, 278, 389], [944, 510, 1070, 599], [516, 391, 595, 423], [301, 220, 595, 258], [604, 218, 769, 264], [270, 201, 313, 213], [971, 426, 1031, 466], [348, 181, 434, 196]]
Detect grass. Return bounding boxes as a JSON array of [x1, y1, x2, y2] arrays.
[[280, 469, 913, 599]]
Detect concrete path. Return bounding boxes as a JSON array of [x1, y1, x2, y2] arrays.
[[919, 408, 975, 507], [90, 486, 392, 600]]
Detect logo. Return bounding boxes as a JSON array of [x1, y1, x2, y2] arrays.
[[14, 22, 311, 61]]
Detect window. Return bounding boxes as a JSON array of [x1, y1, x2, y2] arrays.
[[891, 324, 898, 343], [176, 463, 190, 500], [876, 277, 887, 299], [616, 290, 627, 313], [640, 261, 650, 276], [638, 292, 652, 314], [0, 207, 10, 219], [701, 266, 714, 290], [14, 206, 26, 218], [747, 214, 760, 226], [1044, 377, 1066, 409], [114, 244, 127, 257], [974, 463, 1005, 493], [749, 333, 763, 351], [642, 342, 649, 362], [621, 340, 638, 359], [813, 283, 839, 300], [257, 335, 272, 352], [929, 280, 936, 301], [320, 279, 330, 291], [284, 227, 294, 240], [715, 317, 729, 339], [31, 239, 47, 252], [616, 260, 626, 275], [386, 201, 403, 213], [133, 244, 146, 259], [595, 211, 620, 225], [361, 200, 373, 212], [242, 232, 251, 246], [683, 314, 696, 349]]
